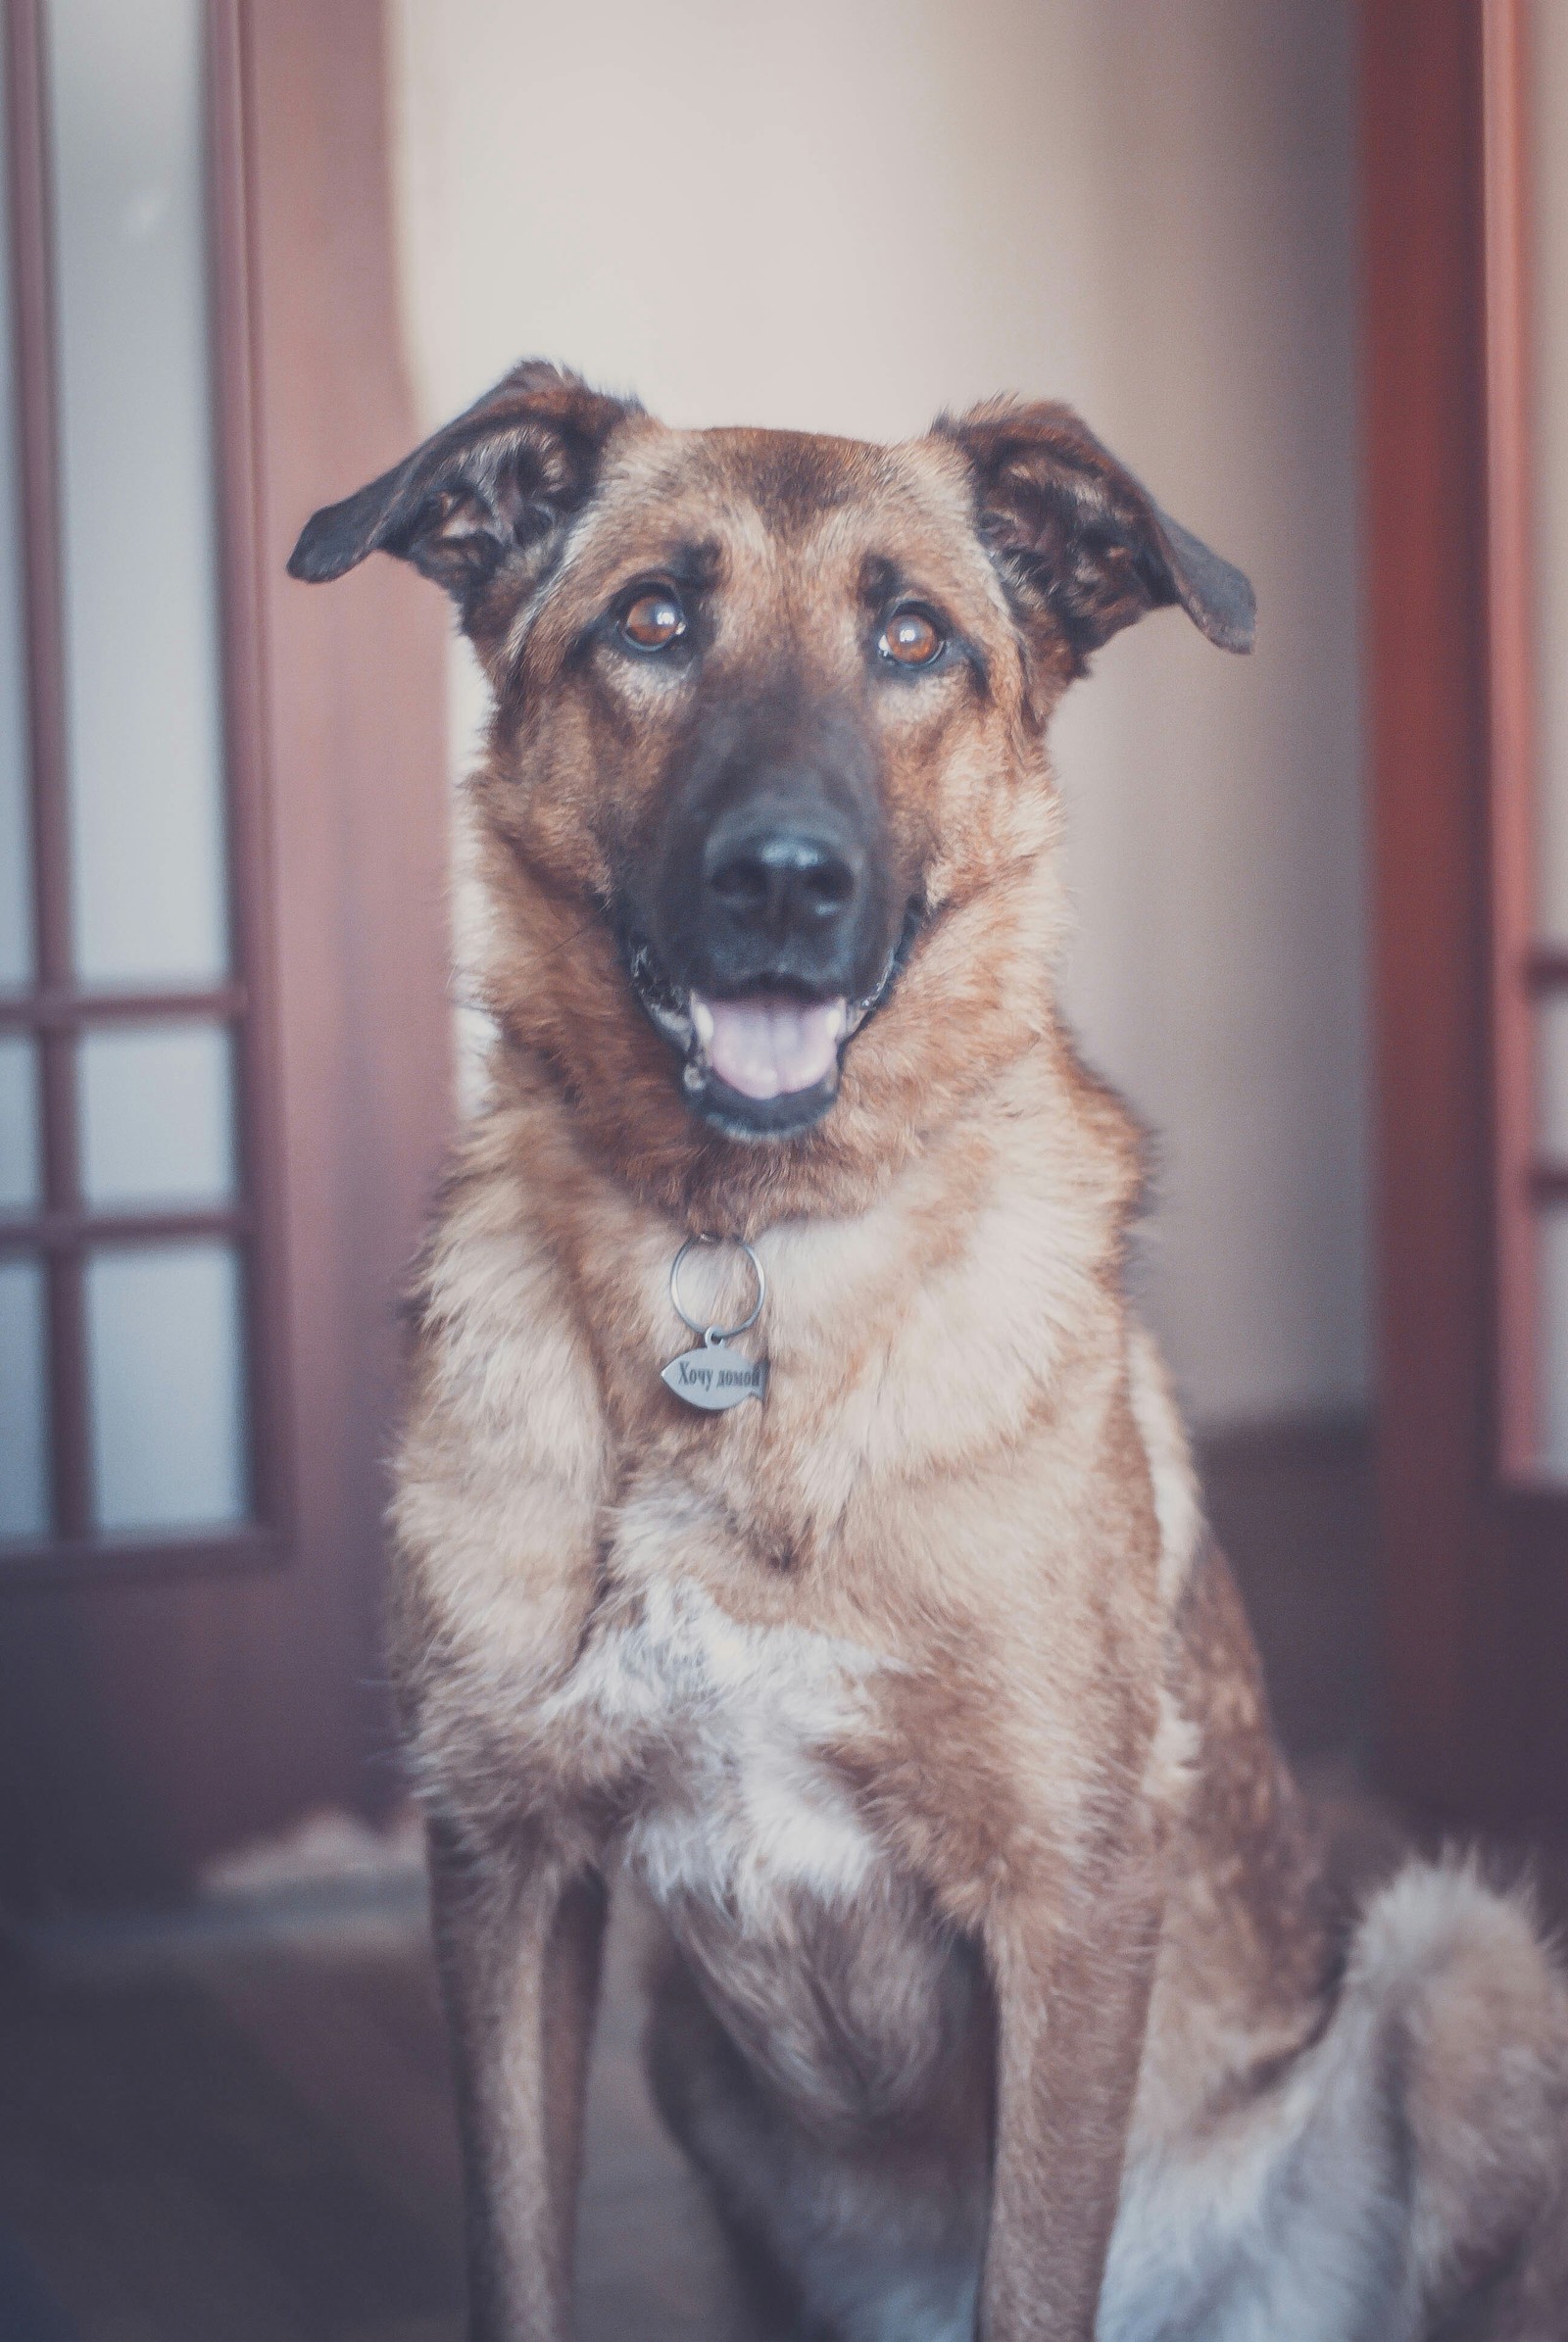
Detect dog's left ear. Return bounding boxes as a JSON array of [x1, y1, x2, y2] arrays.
[[287, 360, 640, 636], [938, 397, 1254, 664]]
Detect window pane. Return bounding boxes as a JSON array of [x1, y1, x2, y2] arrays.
[[78, 1021, 234, 1209], [1541, 975, 1568, 1479], [0, 26, 36, 990], [1540, 1215, 1568, 1478], [48, 0, 229, 986], [1538, 995, 1568, 1161], [0, 1255, 50, 1539], [0, 1034, 39, 1211], [1538, 0, 1568, 941], [85, 1241, 247, 1533], [1531, 5, 1568, 1479]]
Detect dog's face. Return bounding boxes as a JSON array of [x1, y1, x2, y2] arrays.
[[293, 366, 1250, 1198]]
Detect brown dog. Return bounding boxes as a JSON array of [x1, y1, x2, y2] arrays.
[[291, 365, 1568, 2341]]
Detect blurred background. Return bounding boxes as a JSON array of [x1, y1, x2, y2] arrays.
[[0, 2, 1563, 2337]]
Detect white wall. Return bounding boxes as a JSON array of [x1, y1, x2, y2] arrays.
[[389, 0, 1364, 1430]]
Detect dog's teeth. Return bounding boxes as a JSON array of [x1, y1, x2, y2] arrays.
[[682, 1061, 706, 1094], [691, 996, 715, 1049]]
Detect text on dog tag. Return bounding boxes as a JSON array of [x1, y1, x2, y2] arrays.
[[662, 1342, 767, 1410]]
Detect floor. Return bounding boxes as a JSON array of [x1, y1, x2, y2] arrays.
[[0, 1421, 1556, 2342], [0, 1885, 747, 2342]]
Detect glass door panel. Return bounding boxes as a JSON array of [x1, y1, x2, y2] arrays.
[[0, 1255, 49, 1537], [1540, 1217, 1568, 1469], [84, 1242, 246, 1532], [1525, 1, 1568, 1474], [77, 1021, 235, 1209], [1537, 2, 1568, 946], [0, 12, 31, 992], [0, 1032, 38, 1211], [0, 0, 265, 1563], [47, 0, 228, 989]]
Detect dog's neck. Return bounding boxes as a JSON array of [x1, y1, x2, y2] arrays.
[[459, 930, 1142, 1484], [445, 1013, 1142, 1549]]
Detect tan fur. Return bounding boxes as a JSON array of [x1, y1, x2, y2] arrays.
[[291, 365, 1568, 2341]]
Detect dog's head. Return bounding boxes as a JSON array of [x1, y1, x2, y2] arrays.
[[291, 363, 1251, 1209]]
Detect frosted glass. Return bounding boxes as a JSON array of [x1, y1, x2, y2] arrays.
[[78, 1021, 234, 1208], [1539, 1215, 1568, 1477], [1533, 9, 1568, 1478], [0, 1256, 49, 1538], [1537, 995, 1568, 1162], [47, 0, 229, 985], [0, 1034, 39, 1211], [0, 26, 35, 989], [1535, 992, 1568, 1474], [85, 1241, 246, 1532], [1534, 0, 1568, 938]]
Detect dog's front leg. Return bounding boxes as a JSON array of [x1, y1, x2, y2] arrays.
[[427, 1815, 608, 2342], [979, 1845, 1161, 2340]]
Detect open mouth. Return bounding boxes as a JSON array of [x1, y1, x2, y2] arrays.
[[622, 904, 921, 1140]]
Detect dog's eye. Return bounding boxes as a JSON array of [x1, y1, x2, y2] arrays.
[[620, 589, 687, 652], [879, 607, 944, 668]]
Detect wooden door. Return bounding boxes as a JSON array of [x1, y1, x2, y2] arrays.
[[1367, 0, 1568, 1829], [0, 0, 450, 1905]]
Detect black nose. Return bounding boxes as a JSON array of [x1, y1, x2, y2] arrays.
[[702, 802, 865, 948]]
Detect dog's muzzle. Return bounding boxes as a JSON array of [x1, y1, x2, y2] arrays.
[[621, 900, 920, 1141], [623, 726, 916, 1138]]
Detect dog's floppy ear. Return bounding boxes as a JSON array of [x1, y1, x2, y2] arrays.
[[288, 360, 640, 630], [938, 397, 1254, 665]]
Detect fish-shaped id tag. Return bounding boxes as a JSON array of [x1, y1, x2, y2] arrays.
[[662, 1234, 768, 1412], [662, 1336, 767, 1411]]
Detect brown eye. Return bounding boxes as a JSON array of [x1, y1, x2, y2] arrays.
[[620, 589, 686, 651], [880, 606, 944, 668]]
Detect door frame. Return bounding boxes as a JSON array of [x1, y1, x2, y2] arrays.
[[1366, 0, 1568, 1827], [0, 0, 452, 1904]]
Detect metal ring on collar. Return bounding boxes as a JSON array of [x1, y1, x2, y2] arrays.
[[669, 1234, 766, 1346]]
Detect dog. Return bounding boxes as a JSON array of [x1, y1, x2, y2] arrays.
[[290, 363, 1568, 2341]]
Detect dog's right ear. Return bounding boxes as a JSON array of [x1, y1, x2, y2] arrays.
[[287, 360, 640, 634]]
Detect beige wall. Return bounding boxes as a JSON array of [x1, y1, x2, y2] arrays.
[[389, 0, 1364, 1430]]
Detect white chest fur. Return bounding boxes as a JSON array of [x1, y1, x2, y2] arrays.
[[545, 1579, 888, 1930]]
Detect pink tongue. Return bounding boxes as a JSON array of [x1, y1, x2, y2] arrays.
[[695, 992, 846, 1100]]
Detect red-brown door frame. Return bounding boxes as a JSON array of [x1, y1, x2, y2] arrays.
[[1367, 0, 1568, 1830], [0, 0, 452, 1905]]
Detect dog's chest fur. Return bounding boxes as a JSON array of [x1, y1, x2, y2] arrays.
[[547, 1574, 973, 2118], [557, 1575, 881, 1908]]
